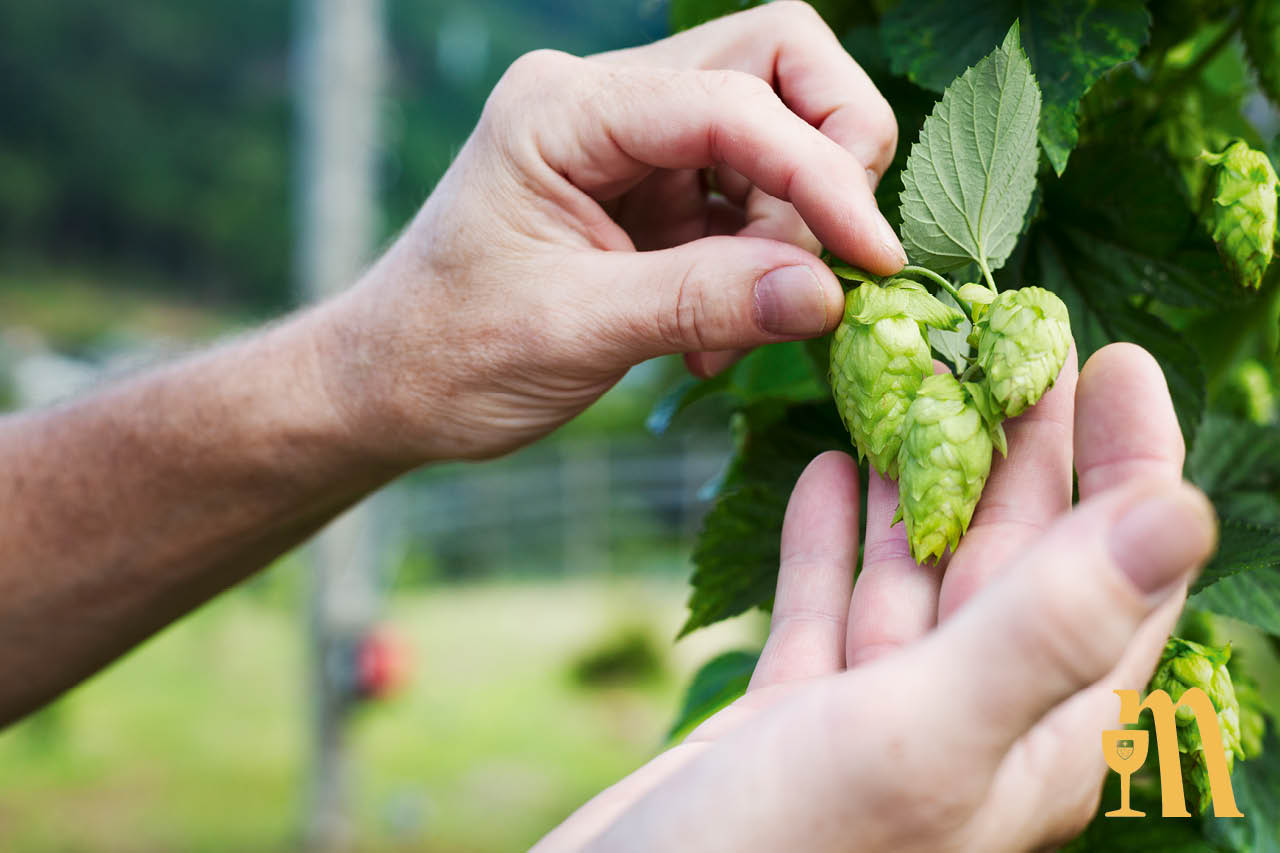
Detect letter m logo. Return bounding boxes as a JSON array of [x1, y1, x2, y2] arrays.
[[1114, 688, 1243, 818]]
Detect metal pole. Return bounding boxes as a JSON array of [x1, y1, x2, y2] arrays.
[[295, 0, 384, 848]]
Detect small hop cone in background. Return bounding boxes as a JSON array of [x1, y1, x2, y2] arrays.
[[830, 280, 962, 476], [894, 373, 995, 563], [975, 286, 1071, 417], [1227, 651, 1268, 760], [1198, 140, 1279, 290], [1146, 637, 1246, 814]]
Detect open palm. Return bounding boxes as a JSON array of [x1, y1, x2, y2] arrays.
[[539, 342, 1214, 852]]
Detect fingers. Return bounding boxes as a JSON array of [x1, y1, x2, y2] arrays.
[[845, 471, 944, 666], [495, 51, 904, 274], [598, 2, 899, 181], [844, 361, 950, 665], [579, 236, 843, 363], [749, 451, 860, 690], [936, 346, 1079, 620], [983, 590, 1186, 850], [684, 350, 748, 379], [738, 188, 822, 255], [1075, 343, 1185, 498], [915, 478, 1216, 764]]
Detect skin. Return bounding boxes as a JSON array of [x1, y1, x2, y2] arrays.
[[0, 4, 1216, 850], [538, 344, 1214, 852]]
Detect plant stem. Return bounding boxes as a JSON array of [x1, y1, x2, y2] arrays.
[[979, 259, 998, 293], [959, 361, 982, 383], [899, 265, 973, 322]]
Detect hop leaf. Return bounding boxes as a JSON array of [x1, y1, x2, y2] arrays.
[[898, 24, 1040, 275], [829, 280, 963, 476], [975, 286, 1072, 417], [1244, 0, 1280, 107], [894, 373, 994, 563], [1146, 636, 1246, 814], [1226, 650, 1268, 761], [1198, 141, 1279, 290]]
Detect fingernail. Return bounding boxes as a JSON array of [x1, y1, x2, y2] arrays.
[[754, 265, 828, 336], [1109, 486, 1217, 597], [876, 211, 907, 269]]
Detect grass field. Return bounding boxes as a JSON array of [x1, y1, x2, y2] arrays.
[[0, 570, 764, 851]]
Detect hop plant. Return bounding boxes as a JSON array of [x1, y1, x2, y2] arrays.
[[1146, 637, 1245, 814], [893, 373, 1000, 563], [1198, 140, 1279, 290], [1227, 651, 1268, 761], [974, 287, 1072, 417], [829, 279, 963, 476], [1244, 0, 1280, 107]]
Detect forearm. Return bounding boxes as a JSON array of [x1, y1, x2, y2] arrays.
[[0, 300, 405, 724]]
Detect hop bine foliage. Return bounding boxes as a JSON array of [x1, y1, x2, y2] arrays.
[[829, 279, 963, 477], [1198, 140, 1279, 290], [893, 373, 1000, 563], [1146, 637, 1246, 815], [974, 287, 1072, 417]]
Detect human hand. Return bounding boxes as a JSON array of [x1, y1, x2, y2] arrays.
[[310, 2, 901, 465], [535, 343, 1217, 852]]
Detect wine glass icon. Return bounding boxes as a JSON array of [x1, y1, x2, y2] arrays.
[[1102, 729, 1150, 817]]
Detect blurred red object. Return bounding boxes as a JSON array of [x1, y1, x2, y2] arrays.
[[356, 627, 411, 699]]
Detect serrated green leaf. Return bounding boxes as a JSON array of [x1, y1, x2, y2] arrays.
[[1189, 414, 1280, 497], [1203, 728, 1280, 853], [1019, 223, 1207, 447], [1044, 146, 1244, 309], [1191, 568, 1280, 635], [667, 649, 758, 741], [898, 24, 1041, 276], [1193, 518, 1280, 593], [646, 342, 827, 436], [999, 146, 1215, 447], [681, 402, 848, 636], [882, 0, 1151, 174]]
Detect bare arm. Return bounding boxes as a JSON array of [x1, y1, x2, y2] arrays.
[[0, 305, 402, 723], [0, 3, 902, 722]]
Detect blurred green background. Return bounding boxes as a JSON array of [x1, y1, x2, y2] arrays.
[[0, 1, 767, 849]]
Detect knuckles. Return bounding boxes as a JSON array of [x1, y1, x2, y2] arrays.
[[762, 0, 829, 36], [486, 49, 580, 116]]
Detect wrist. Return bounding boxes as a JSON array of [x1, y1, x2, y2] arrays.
[[295, 243, 456, 471]]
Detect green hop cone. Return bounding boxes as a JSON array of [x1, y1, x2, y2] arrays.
[[975, 286, 1071, 417], [1147, 637, 1246, 814], [894, 373, 998, 563], [829, 280, 963, 476], [1198, 140, 1279, 290], [1227, 651, 1267, 761]]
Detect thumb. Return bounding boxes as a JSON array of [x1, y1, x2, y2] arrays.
[[919, 478, 1216, 763], [577, 236, 844, 364]]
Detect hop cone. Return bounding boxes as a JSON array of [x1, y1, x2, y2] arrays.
[[1199, 141, 1279, 290], [1147, 637, 1245, 814], [975, 286, 1071, 417], [830, 280, 962, 476], [894, 373, 994, 563], [1227, 651, 1267, 761]]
